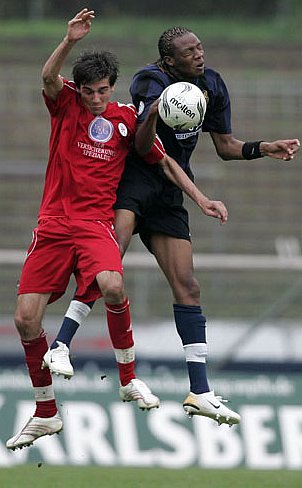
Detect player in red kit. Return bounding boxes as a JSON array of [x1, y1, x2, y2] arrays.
[[7, 9, 228, 451]]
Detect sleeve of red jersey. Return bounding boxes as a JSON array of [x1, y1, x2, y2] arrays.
[[141, 134, 166, 165], [43, 78, 75, 115]]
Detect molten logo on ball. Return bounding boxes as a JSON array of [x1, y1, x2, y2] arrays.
[[158, 82, 207, 131], [169, 98, 196, 119]]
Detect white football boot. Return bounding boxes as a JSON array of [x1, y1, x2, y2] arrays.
[[120, 378, 160, 410], [42, 341, 74, 379], [6, 413, 63, 450], [183, 390, 240, 426]]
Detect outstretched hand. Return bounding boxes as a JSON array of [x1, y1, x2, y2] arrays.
[[201, 199, 228, 224], [66, 8, 95, 42], [261, 139, 300, 161]]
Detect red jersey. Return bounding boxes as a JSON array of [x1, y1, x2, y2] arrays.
[[39, 79, 165, 223]]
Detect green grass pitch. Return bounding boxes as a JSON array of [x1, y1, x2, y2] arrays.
[[0, 466, 301, 488]]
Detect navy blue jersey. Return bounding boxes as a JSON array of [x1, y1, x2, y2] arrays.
[[130, 63, 232, 176]]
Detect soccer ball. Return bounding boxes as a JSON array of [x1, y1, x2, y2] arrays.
[[158, 81, 207, 130]]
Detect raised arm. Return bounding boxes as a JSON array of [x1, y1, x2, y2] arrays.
[[159, 154, 228, 224], [134, 100, 159, 155], [41, 8, 95, 100]]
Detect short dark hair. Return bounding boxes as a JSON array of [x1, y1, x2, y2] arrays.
[[158, 27, 192, 59], [72, 50, 119, 88]]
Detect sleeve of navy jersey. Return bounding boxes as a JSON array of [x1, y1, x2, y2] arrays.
[[201, 68, 232, 134], [121, 97, 165, 165], [130, 67, 166, 123]]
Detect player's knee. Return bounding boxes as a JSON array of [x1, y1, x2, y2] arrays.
[[118, 243, 126, 258], [189, 278, 201, 300], [14, 309, 39, 337], [102, 281, 125, 303], [174, 276, 200, 303]]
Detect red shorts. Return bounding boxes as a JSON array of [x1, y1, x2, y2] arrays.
[[18, 217, 123, 304]]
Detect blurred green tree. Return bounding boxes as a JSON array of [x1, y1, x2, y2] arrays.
[[2, 0, 300, 20]]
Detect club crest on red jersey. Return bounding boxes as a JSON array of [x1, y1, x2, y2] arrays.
[[88, 116, 114, 143]]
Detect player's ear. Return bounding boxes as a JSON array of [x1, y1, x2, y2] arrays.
[[163, 56, 174, 67], [110, 86, 115, 99]]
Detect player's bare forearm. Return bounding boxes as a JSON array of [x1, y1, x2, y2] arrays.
[[210, 132, 300, 162], [42, 8, 95, 100], [135, 100, 159, 155], [41, 37, 75, 99], [210, 132, 244, 160], [159, 155, 228, 223]]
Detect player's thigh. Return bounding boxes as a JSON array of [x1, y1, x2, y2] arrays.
[[19, 219, 76, 297], [151, 234, 201, 303], [151, 234, 194, 284], [73, 221, 123, 297], [114, 209, 137, 257]]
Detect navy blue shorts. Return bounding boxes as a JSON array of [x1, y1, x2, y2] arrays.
[[115, 158, 191, 252]]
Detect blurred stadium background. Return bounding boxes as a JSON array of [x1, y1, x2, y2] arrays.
[[0, 0, 302, 472]]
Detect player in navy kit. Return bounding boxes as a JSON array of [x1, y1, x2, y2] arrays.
[[48, 26, 300, 426]]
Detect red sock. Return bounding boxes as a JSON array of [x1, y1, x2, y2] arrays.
[[22, 332, 57, 417], [106, 298, 136, 386], [116, 363, 136, 387]]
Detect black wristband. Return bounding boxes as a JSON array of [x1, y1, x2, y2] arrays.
[[242, 141, 263, 160]]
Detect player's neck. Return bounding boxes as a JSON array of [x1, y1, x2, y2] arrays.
[[162, 62, 194, 83]]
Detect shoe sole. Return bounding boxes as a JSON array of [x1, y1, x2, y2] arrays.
[[7, 426, 63, 451], [121, 398, 160, 411], [183, 402, 240, 426], [41, 360, 73, 380]]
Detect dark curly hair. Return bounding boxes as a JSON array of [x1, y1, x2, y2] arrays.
[[72, 50, 119, 88], [158, 27, 192, 60]]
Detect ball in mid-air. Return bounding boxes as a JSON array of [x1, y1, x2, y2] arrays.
[[158, 81, 206, 130]]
